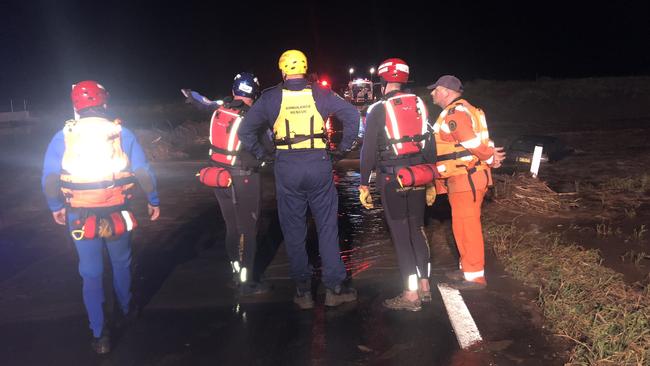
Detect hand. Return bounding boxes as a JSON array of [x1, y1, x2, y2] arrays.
[[358, 185, 374, 209], [425, 184, 436, 206], [52, 208, 66, 225], [491, 147, 506, 168], [148, 204, 160, 221]]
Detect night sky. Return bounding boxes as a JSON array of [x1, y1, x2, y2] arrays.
[[2, 1, 649, 108]]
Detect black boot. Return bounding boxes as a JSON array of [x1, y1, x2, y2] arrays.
[[239, 281, 272, 296], [91, 329, 110, 354], [324, 284, 358, 307], [293, 287, 315, 310]]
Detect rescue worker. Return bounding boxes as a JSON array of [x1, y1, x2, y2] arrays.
[[41, 80, 160, 354], [238, 49, 360, 309], [181, 72, 272, 295], [427, 75, 505, 290], [359, 58, 435, 311]]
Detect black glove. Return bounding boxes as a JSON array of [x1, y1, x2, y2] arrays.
[[258, 154, 275, 167]]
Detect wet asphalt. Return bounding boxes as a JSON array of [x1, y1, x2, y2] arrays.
[[0, 153, 566, 365]]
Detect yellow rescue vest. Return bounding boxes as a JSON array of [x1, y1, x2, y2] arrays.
[[273, 87, 326, 149], [60, 117, 135, 208], [433, 99, 491, 178]]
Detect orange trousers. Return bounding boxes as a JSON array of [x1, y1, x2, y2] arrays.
[[448, 188, 487, 274]]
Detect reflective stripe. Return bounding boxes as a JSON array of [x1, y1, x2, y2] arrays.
[[460, 136, 482, 149], [437, 165, 446, 172], [240, 267, 247, 283], [428, 262, 431, 277], [121, 211, 133, 231], [432, 123, 440, 133], [480, 131, 490, 140], [408, 274, 418, 291], [463, 270, 484, 281], [416, 97, 428, 148], [440, 123, 451, 133], [384, 126, 398, 156], [485, 155, 494, 165], [416, 266, 421, 278], [227, 117, 242, 152], [283, 91, 313, 96], [233, 261, 241, 273], [479, 113, 488, 128], [384, 101, 402, 149], [227, 116, 242, 165]]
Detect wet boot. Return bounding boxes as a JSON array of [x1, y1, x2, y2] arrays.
[[239, 281, 272, 296], [324, 284, 358, 307], [418, 289, 432, 303], [91, 329, 111, 355], [293, 288, 315, 310], [448, 276, 487, 291], [383, 294, 422, 312], [445, 270, 465, 282]]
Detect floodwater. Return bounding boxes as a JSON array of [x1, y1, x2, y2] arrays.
[[0, 130, 566, 365]]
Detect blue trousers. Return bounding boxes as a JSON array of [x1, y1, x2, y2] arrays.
[[68, 211, 132, 338], [274, 150, 346, 290]]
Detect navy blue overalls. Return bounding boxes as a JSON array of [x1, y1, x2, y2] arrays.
[[238, 78, 359, 291]]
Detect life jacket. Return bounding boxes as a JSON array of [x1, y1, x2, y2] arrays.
[[209, 106, 244, 166], [60, 117, 135, 208], [432, 99, 490, 178], [273, 85, 327, 149], [381, 93, 429, 158]]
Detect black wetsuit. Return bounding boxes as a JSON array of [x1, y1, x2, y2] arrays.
[[360, 90, 435, 289], [188, 96, 273, 283]]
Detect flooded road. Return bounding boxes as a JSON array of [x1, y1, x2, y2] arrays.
[[0, 151, 566, 365]]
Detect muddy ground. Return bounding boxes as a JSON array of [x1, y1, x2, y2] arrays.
[[0, 76, 648, 365]]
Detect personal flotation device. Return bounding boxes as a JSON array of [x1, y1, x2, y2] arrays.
[[273, 85, 327, 149], [60, 117, 135, 208], [69, 209, 138, 240], [432, 99, 491, 178], [381, 93, 429, 158], [209, 106, 245, 166], [198, 166, 232, 188]]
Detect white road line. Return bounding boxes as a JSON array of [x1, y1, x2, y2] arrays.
[[437, 283, 483, 349]]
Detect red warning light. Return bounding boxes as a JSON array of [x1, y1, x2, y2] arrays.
[[321, 80, 329, 87]]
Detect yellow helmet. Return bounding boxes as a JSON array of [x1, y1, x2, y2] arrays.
[[278, 50, 308, 75]]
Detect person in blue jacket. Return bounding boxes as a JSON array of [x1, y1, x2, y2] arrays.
[[238, 49, 360, 309], [41, 80, 160, 354]]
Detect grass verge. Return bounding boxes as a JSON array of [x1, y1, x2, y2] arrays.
[[486, 222, 650, 365]]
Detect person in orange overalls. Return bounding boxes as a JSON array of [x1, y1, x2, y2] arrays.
[[428, 75, 505, 290]]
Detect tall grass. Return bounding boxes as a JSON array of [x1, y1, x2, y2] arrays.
[[487, 223, 650, 365]]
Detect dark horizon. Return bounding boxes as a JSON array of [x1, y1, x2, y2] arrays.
[[2, 1, 649, 109]]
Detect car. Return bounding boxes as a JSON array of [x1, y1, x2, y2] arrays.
[[506, 135, 572, 165]]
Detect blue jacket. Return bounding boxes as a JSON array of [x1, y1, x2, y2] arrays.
[[238, 78, 360, 159], [41, 123, 160, 212]]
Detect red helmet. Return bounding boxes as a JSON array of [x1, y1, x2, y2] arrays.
[[71, 80, 109, 111], [377, 58, 409, 83]]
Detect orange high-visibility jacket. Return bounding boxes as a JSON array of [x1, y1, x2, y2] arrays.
[[432, 99, 494, 193]]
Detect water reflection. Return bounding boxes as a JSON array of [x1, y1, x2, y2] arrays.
[[334, 169, 390, 278]]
